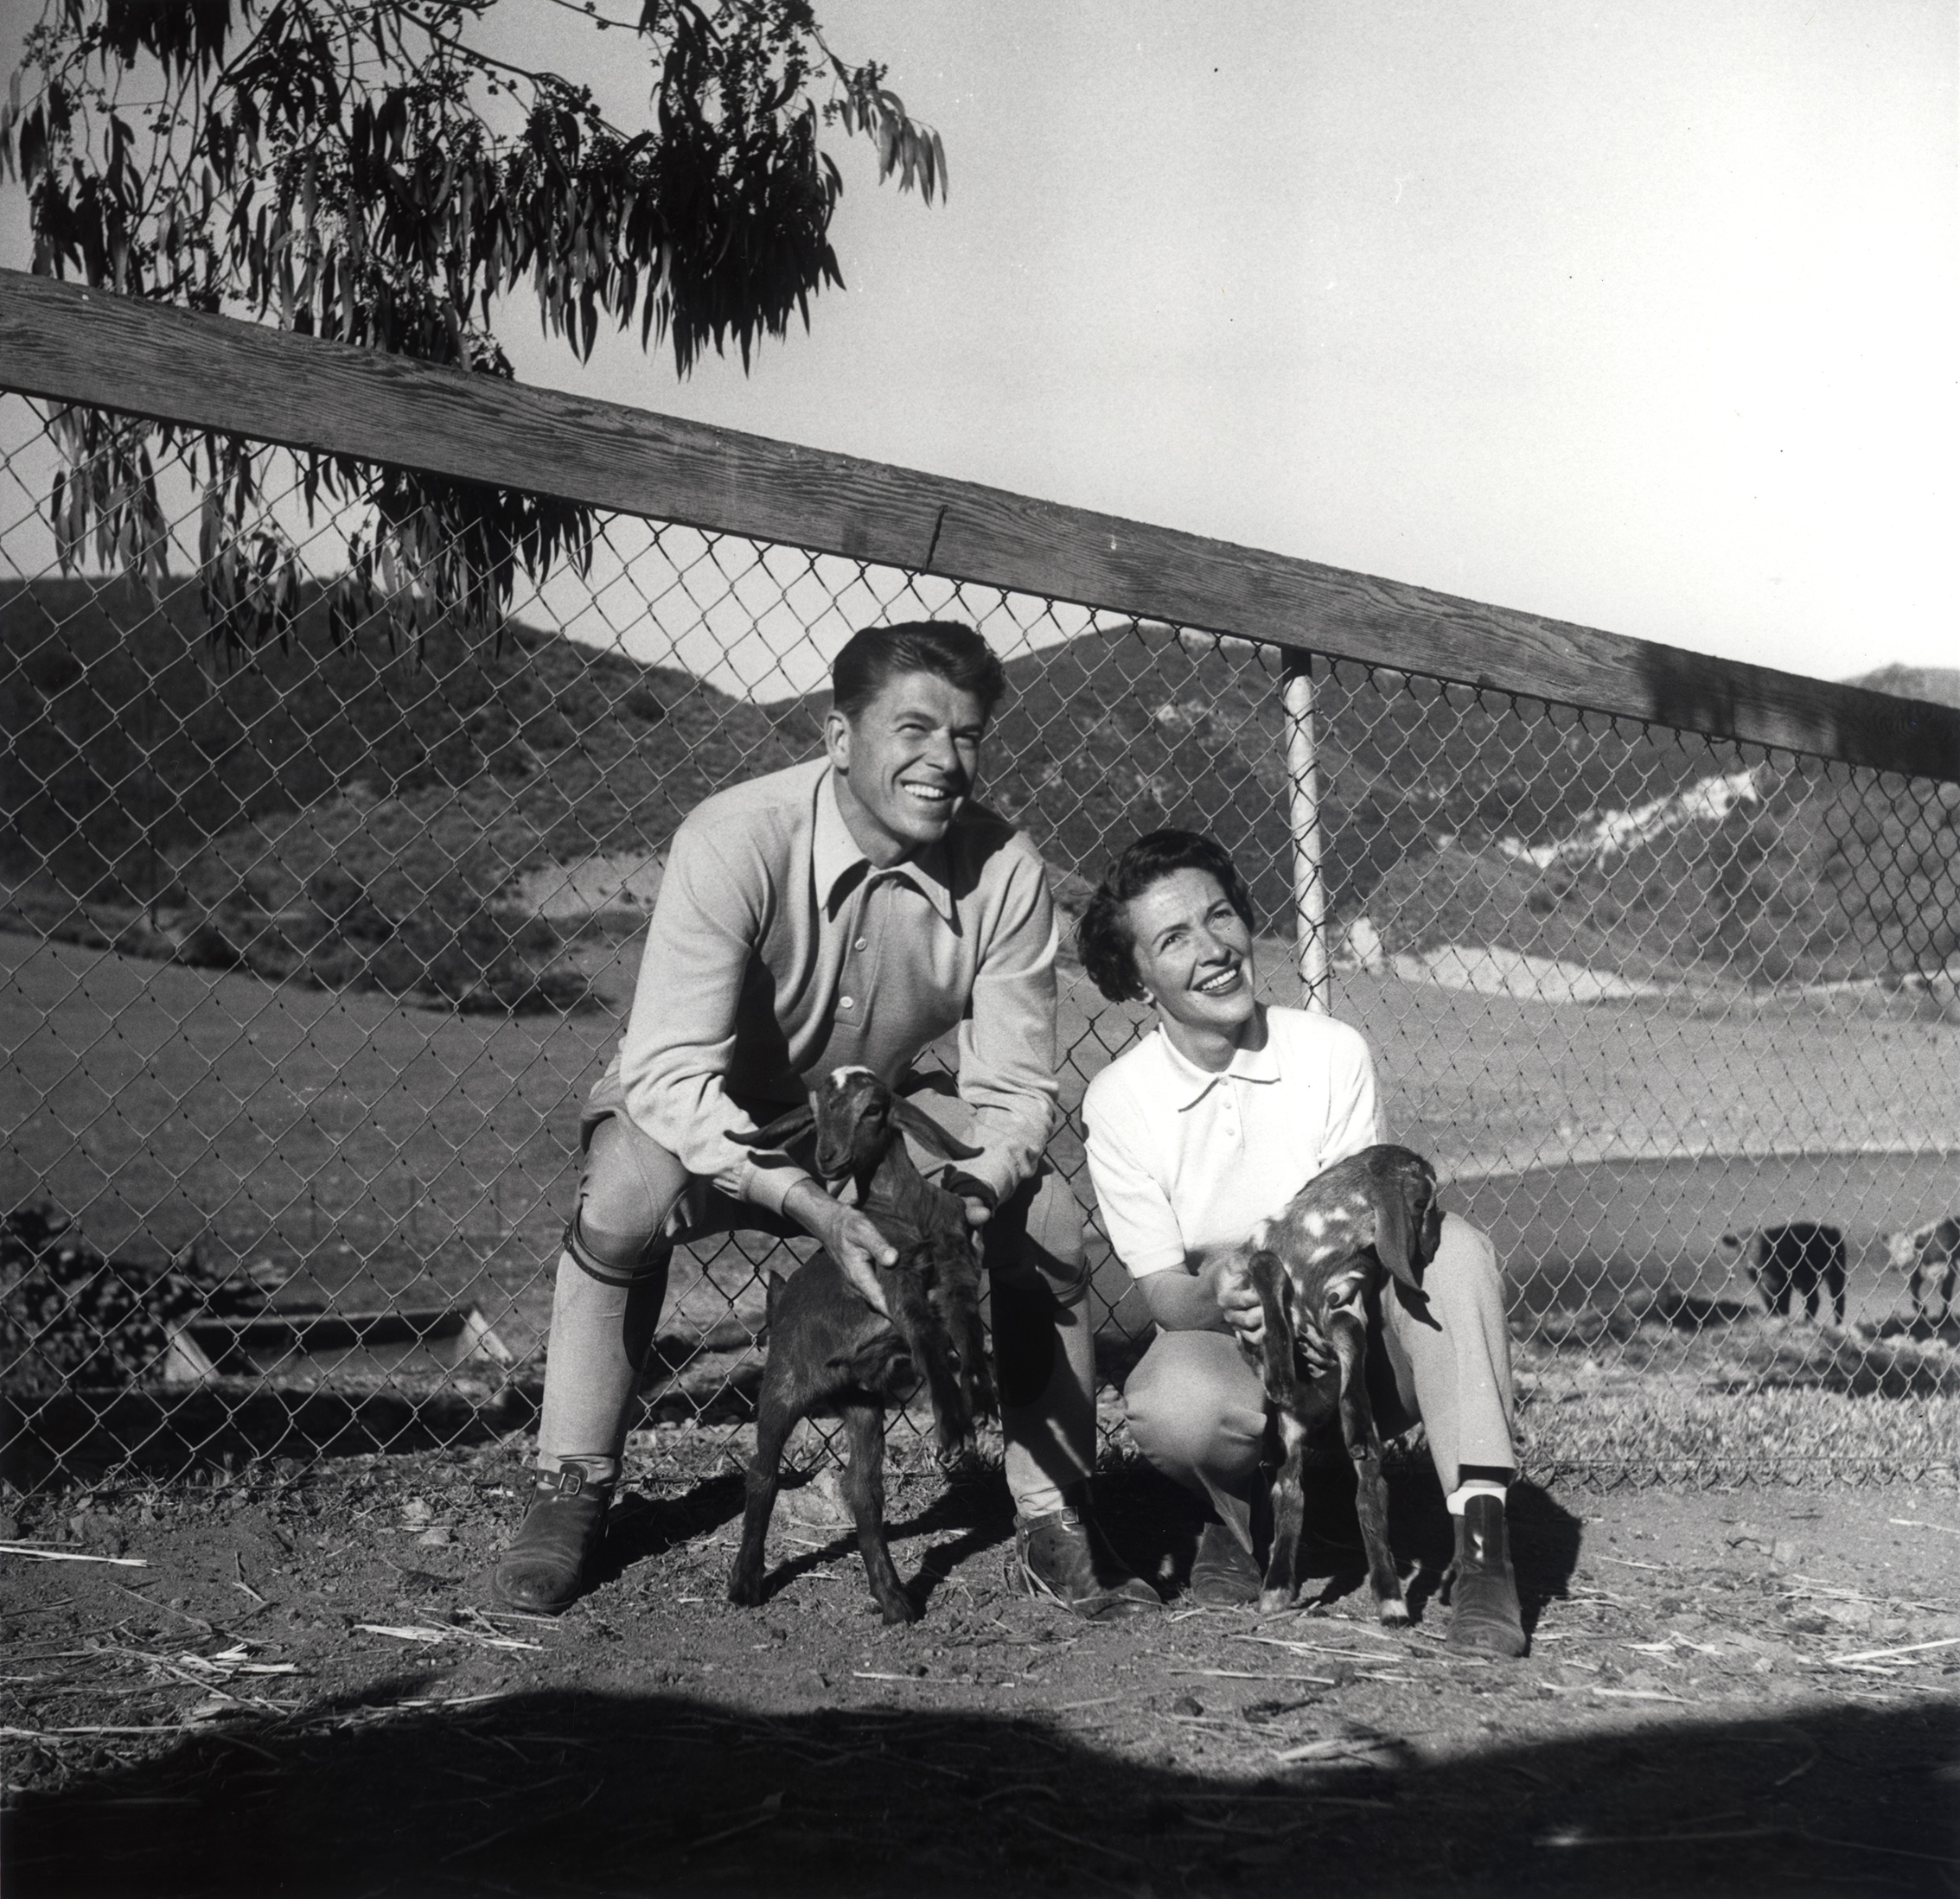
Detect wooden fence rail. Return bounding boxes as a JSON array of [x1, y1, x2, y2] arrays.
[[3, 268, 1955, 781]]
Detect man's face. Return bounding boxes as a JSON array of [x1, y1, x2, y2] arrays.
[[826, 670, 989, 865]]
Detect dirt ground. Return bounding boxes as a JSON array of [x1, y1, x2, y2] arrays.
[[3, 1439, 1957, 1898]]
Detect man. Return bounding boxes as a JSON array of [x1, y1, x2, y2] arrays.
[[492, 620, 1158, 1620]]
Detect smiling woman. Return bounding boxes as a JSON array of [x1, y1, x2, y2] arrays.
[[1077, 831, 1261, 1063], [1076, 827, 1528, 1651]]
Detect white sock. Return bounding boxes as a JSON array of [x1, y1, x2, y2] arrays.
[[1446, 1478, 1508, 1516]]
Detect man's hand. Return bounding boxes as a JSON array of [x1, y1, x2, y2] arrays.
[[938, 1168, 997, 1233], [783, 1180, 896, 1317]]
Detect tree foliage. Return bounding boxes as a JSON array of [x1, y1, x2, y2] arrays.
[[1, 0, 946, 648]]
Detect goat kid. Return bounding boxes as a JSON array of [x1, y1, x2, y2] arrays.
[[1227, 1144, 1444, 1621], [1720, 1222, 1847, 1324], [1884, 1217, 1959, 1326], [725, 1067, 996, 1624]]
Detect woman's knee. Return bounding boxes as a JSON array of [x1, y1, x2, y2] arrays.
[[1424, 1215, 1505, 1316], [1125, 1334, 1265, 1475]]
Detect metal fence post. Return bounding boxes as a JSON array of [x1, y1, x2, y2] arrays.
[[1281, 651, 1331, 1012]]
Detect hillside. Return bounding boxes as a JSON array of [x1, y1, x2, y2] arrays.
[[4, 580, 1955, 1005], [1851, 665, 1960, 711], [1, 577, 820, 1006]]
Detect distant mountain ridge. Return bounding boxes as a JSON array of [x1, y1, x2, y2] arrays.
[[1851, 666, 1960, 711], [4, 579, 1955, 1005]]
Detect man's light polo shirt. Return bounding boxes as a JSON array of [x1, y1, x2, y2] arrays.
[[1082, 1005, 1382, 1280]]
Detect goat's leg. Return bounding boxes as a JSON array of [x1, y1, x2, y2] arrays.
[[1248, 1250, 1306, 1612], [941, 1268, 996, 1424], [884, 1263, 972, 1454], [1262, 1409, 1310, 1614], [840, 1399, 916, 1624], [728, 1373, 801, 1608], [1329, 1306, 1406, 1625]]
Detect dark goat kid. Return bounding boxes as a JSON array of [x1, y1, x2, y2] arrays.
[[1721, 1222, 1847, 1323], [725, 1068, 996, 1624], [1232, 1144, 1443, 1621]]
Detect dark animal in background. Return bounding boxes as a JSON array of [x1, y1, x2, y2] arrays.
[[1228, 1144, 1444, 1621], [725, 1067, 995, 1625], [1884, 1217, 1959, 1326], [1721, 1222, 1847, 1323]]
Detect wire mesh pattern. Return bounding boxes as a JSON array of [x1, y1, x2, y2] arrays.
[[3, 388, 1957, 1492]]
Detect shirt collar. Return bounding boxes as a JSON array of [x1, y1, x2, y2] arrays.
[[1157, 1013, 1283, 1109], [813, 768, 957, 926]]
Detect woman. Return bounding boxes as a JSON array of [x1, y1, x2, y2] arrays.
[[1078, 829, 1528, 1656]]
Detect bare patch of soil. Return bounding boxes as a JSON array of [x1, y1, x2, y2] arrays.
[[4, 1440, 1957, 1896]]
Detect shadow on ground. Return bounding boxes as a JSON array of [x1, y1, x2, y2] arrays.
[[587, 1462, 1585, 1631], [9, 1682, 1953, 1896]]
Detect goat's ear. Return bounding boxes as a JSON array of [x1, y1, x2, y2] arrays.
[[728, 1105, 814, 1150], [1375, 1172, 1436, 1290], [891, 1096, 983, 1163]]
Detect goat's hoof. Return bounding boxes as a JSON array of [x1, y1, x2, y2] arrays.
[[877, 1593, 920, 1626], [1376, 1596, 1410, 1625], [1258, 1586, 1295, 1614], [726, 1569, 765, 1608]]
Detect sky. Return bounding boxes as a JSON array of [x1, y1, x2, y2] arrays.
[[2, 0, 1954, 687]]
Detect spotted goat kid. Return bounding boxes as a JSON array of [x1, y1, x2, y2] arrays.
[[1223, 1144, 1444, 1621]]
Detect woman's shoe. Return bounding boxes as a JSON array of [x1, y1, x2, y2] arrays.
[[1443, 1493, 1528, 1657], [1188, 1520, 1261, 1607], [489, 1463, 616, 1615]]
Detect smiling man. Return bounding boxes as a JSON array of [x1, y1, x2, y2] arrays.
[[492, 621, 1159, 1621]]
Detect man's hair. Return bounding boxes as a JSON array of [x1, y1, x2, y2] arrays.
[[1076, 829, 1258, 1004], [831, 621, 1007, 722]]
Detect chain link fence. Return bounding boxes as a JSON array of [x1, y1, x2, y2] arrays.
[[4, 364, 1958, 1494]]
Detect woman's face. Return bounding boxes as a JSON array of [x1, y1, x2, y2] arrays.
[[1124, 867, 1257, 1042]]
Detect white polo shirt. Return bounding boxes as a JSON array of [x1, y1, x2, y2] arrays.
[[1082, 1004, 1383, 1280]]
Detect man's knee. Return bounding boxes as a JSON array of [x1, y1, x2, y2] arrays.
[[567, 1114, 686, 1285], [989, 1263, 1060, 1407], [993, 1165, 1089, 1310]]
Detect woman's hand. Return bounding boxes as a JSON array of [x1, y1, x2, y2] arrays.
[[782, 1178, 895, 1316], [1204, 1251, 1267, 1346], [1202, 1252, 1337, 1377]]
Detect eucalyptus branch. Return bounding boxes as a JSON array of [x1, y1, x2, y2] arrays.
[[5, 0, 947, 653]]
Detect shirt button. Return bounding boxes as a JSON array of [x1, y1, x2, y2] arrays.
[[853, 938, 867, 952], [840, 996, 855, 1010]]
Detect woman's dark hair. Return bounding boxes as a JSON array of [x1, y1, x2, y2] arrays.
[[831, 621, 1007, 722], [1076, 829, 1258, 1004]]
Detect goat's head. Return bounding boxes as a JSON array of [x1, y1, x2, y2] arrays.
[[730, 1067, 982, 1184], [1367, 1146, 1443, 1291]]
